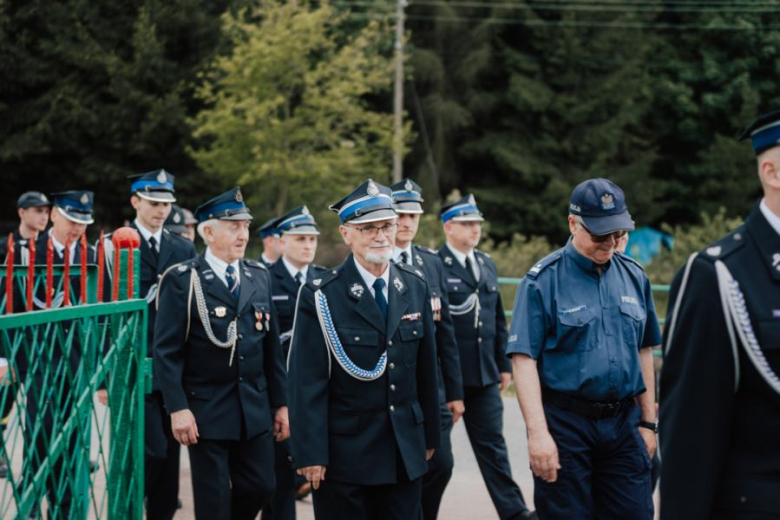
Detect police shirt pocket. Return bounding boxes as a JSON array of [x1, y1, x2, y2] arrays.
[[556, 306, 597, 352], [619, 302, 646, 347], [411, 401, 425, 424], [339, 327, 379, 348], [758, 321, 780, 350], [329, 413, 360, 435]]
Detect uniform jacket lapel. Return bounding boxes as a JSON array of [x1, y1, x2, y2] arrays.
[[236, 260, 258, 313], [443, 244, 477, 289], [157, 230, 174, 271], [345, 256, 386, 334], [475, 253, 489, 290], [200, 255, 236, 308], [748, 207, 780, 282], [273, 260, 300, 298], [132, 223, 158, 271], [386, 264, 410, 340]]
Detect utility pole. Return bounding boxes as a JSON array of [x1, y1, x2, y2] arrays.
[[392, 0, 407, 183]]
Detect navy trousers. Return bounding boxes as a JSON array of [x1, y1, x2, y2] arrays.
[[261, 438, 297, 520], [463, 384, 528, 520], [534, 401, 653, 520], [145, 391, 180, 520], [421, 403, 454, 519], [313, 478, 422, 520]]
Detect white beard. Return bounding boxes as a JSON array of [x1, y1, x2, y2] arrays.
[[365, 248, 393, 265]]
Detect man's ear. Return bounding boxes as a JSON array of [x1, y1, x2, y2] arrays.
[[760, 154, 780, 190]]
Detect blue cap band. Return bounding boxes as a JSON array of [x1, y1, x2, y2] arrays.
[[131, 180, 174, 193], [441, 204, 479, 223], [339, 196, 393, 223], [751, 121, 780, 153]]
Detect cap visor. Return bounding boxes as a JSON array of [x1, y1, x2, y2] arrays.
[[136, 192, 176, 203], [581, 212, 635, 235], [394, 202, 424, 214], [347, 208, 398, 224], [57, 207, 94, 225], [220, 212, 253, 221]]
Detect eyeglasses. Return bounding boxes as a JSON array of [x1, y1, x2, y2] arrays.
[[580, 224, 627, 243], [350, 223, 399, 238]]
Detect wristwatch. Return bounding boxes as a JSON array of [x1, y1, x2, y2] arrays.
[[639, 420, 658, 433]]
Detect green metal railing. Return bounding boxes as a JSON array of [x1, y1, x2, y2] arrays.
[[0, 248, 147, 519]]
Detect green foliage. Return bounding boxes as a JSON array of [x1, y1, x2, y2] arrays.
[[190, 0, 409, 251]]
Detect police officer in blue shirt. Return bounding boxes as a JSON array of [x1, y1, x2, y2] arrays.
[[508, 178, 661, 520], [390, 179, 465, 520], [287, 179, 441, 520], [263, 205, 325, 520], [438, 195, 533, 520], [660, 109, 780, 519], [154, 187, 290, 519], [258, 217, 283, 267]]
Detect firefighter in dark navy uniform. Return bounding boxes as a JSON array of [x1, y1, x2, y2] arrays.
[[661, 109, 780, 519], [287, 179, 440, 520], [102, 170, 196, 520], [389, 179, 465, 520], [438, 195, 534, 520], [0, 191, 51, 264], [258, 217, 283, 267], [263, 205, 325, 520], [154, 187, 289, 519]]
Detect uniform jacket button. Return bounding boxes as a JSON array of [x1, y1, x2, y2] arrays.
[[389, 405, 395, 412], [388, 340, 393, 346], [390, 384, 396, 391], [389, 363, 395, 370]]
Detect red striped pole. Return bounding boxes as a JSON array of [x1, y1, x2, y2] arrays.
[[5, 234, 13, 315], [26, 238, 35, 312], [97, 230, 105, 303], [46, 238, 53, 309], [62, 238, 71, 307]]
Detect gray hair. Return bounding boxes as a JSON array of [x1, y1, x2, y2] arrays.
[[196, 219, 219, 244]]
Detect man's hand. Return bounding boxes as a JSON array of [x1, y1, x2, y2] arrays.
[[426, 449, 435, 461], [499, 372, 512, 392], [297, 465, 327, 490], [528, 429, 560, 483], [446, 400, 465, 424], [638, 426, 657, 460], [171, 409, 199, 446], [96, 389, 108, 406], [274, 406, 290, 442]]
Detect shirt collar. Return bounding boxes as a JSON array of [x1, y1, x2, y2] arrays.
[[134, 219, 163, 245], [49, 231, 76, 256], [282, 256, 308, 281], [446, 242, 475, 267], [565, 238, 611, 275], [353, 255, 390, 291], [393, 244, 413, 264], [760, 198, 780, 238], [205, 247, 241, 285]]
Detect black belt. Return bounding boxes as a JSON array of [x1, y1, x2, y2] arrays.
[[542, 389, 634, 419]]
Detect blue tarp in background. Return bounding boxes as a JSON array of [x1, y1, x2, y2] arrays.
[[624, 227, 674, 265]]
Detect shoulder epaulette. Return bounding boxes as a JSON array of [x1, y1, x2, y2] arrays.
[[414, 245, 438, 256], [308, 267, 339, 289], [698, 225, 747, 262], [614, 251, 646, 271], [396, 261, 426, 280], [525, 248, 564, 280], [243, 259, 268, 270]]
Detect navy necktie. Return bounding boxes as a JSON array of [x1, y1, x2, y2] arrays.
[[400, 251, 409, 265], [373, 278, 387, 323], [465, 256, 478, 284], [225, 265, 240, 299], [148, 236, 159, 265], [295, 271, 304, 285]]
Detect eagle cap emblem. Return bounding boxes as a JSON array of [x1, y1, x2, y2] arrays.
[[405, 179, 413, 191], [235, 188, 243, 203], [367, 180, 379, 197], [302, 205, 310, 216], [600, 193, 615, 210], [157, 170, 167, 183], [173, 212, 181, 223], [468, 194, 476, 205], [80, 193, 89, 205]]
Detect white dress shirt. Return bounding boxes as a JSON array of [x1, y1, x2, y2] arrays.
[[134, 219, 163, 252], [353, 256, 390, 301], [393, 245, 414, 265], [282, 256, 309, 283], [205, 248, 241, 289]]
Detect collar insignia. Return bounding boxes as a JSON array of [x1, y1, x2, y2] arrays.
[[393, 277, 404, 292], [214, 306, 227, 318], [416, 255, 423, 266], [312, 278, 322, 286], [350, 283, 364, 298], [444, 256, 453, 265]]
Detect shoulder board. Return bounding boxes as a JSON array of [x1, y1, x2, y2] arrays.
[[698, 225, 747, 262], [614, 251, 645, 271], [167, 258, 198, 275], [525, 248, 564, 280], [308, 268, 339, 289], [413, 245, 438, 256], [243, 259, 268, 270], [396, 261, 426, 280], [163, 229, 170, 235]]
